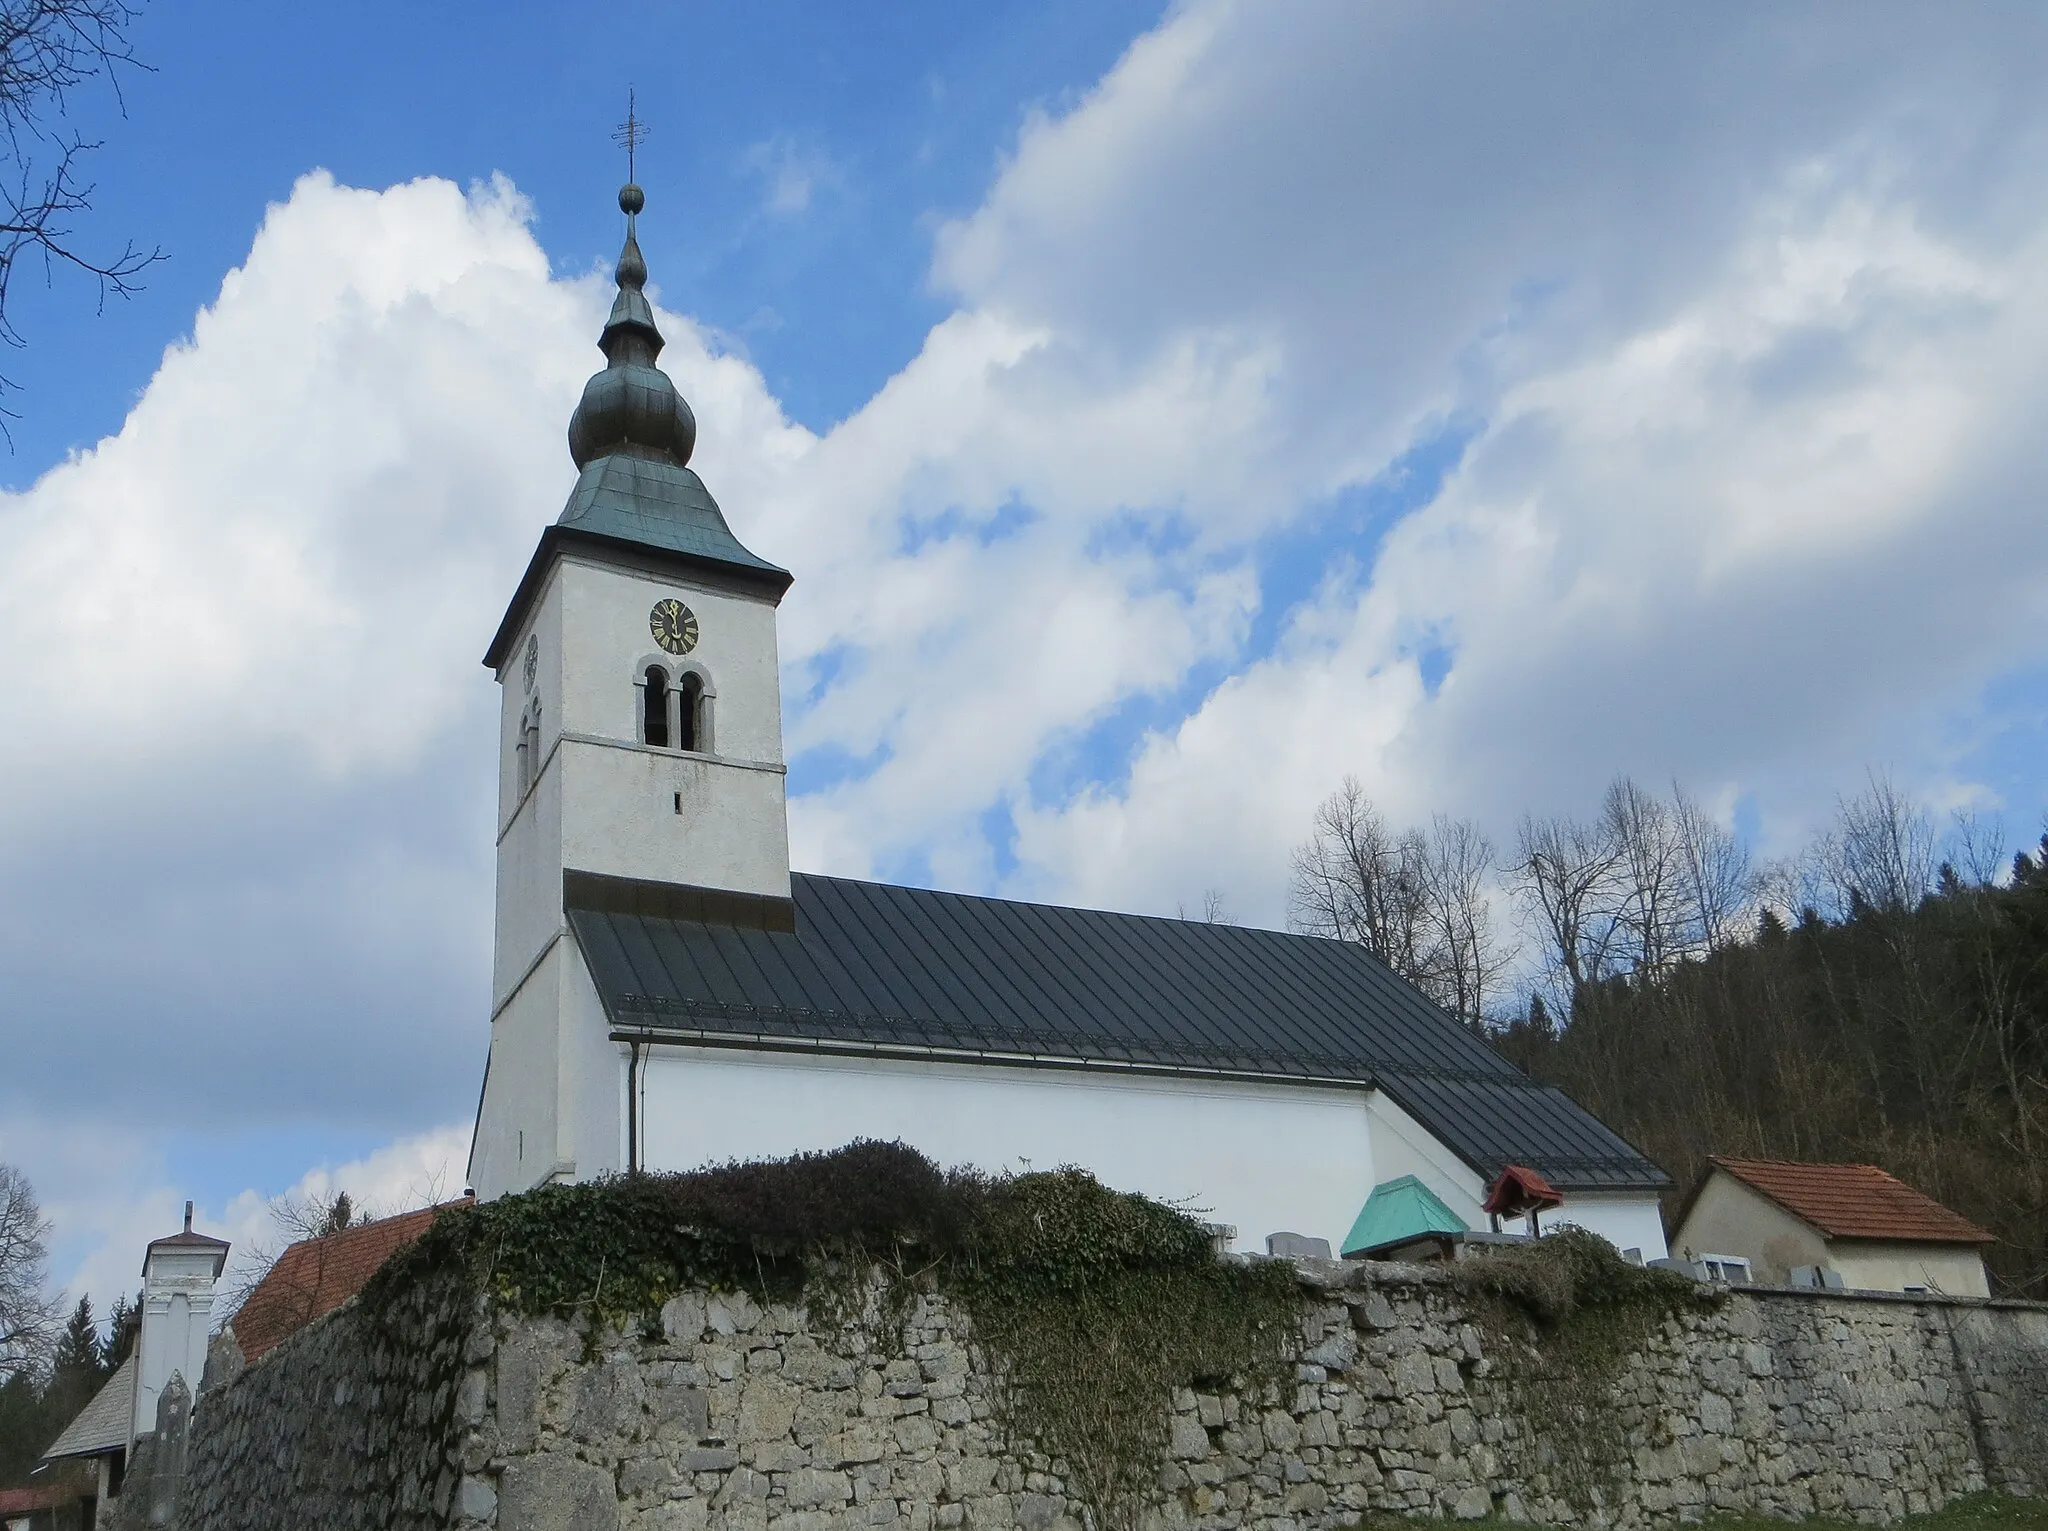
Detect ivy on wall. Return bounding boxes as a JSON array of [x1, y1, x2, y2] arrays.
[[1450, 1227, 1723, 1512], [361, 1141, 1300, 1531]]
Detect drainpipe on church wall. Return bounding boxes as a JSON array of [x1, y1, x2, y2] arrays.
[[627, 1038, 642, 1174]]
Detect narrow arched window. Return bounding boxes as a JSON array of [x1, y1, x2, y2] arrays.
[[678, 671, 703, 753], [642, 666, 670, 748]]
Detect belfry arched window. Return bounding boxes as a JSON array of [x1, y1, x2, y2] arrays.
[[642, 666, 670, 748], [515, 700, 542, 796], [678, 671, 703, 753]]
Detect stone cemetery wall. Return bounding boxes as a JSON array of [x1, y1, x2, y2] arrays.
[[175, 1261, 2048, 1531], [171, 1260, 477, 1531]]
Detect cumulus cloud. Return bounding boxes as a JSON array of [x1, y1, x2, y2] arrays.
[[0, 168, 819, 1175], [786, 0, 2048, 914]]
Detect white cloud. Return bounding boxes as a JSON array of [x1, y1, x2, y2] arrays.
[[740, 136, 837, 217], [780, 0, 2048, 915], [1, 1114, 469, 1321]]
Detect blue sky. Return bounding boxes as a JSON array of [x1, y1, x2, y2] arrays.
[[5, 1, 2048, 1312], [0, 0, 1156, 473]]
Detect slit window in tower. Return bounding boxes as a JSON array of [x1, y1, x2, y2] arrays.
[[643, 667, 670, 748], [678, 671, 703, 752]]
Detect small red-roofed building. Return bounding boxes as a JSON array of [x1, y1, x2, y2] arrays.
[[0, 1480, 71, 1530], [229, 1200, 467, 1364], [1671, 1157, 1994, 1296]]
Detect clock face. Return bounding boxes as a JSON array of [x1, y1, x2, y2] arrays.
[[650, 597, 699, 656], [522, 634, 538, 693]]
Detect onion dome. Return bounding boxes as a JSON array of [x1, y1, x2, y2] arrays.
[[485, 176, 791, 672], [567, 183, 698, 470]]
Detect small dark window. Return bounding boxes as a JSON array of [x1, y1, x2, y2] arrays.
[[643, 666, 669, 747], [678, 672, 704, 752]]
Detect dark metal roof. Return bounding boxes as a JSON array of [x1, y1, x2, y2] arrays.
[[568, 871, 1668, 1192], [557, 456, 787, 582]]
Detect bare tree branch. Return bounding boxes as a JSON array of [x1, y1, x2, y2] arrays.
[[1410, 813, 1508, 1025], [1507, 808, 1628, 1010], [1290, 780, 1506, 1023], [0, 1162, 61, 1376], [1672, 784, 1756, 953], [1288, 775, 1424, 972], [0, 0, 160, 417]]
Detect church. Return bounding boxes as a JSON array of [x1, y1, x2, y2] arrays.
[[466, 180, 1671, 1262]]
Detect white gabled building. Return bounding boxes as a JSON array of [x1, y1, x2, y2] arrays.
[[466, 178, 1672, 1262]]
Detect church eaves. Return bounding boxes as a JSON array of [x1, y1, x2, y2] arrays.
[[485, 181, 789, 670]]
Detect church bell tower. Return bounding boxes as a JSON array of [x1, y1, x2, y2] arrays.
[[469, 177, 793, 1198]]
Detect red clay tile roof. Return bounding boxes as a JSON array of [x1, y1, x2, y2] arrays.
[[1709, 1157, 1993, 1245], [0, 1483, 72, 1513], [232, 1200, 467, 1363]]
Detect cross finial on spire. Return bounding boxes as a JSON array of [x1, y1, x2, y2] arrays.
[[613, 89, 648, 184]]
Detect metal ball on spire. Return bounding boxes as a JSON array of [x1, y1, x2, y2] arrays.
[[566, 98, 696, 471]]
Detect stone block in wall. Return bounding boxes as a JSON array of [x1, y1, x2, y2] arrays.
[[500, 1454, 619, 1531], [737, 1374, 800, 1442], [496, 1317, 574, 1454]]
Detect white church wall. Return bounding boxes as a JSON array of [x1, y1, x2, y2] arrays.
[[1555, 1192, 1671, 1261], [494, 559, 564, 837], [1362, 1090, 1668, 1258], [473, 937, 624, 1199], [1361, 1090, 1489, 1224], [492, 558, 568, 1005], [636, 1047, 1378, 1253]]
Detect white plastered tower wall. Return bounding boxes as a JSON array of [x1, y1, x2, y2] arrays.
[[133, 1231, 224, 1443], [471, 553, 790, 1199], [469, 177, 792, 1201]]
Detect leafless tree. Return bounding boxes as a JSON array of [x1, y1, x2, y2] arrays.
[[1410, 814, 1508, 1024], [1290, 780, 1505, 1021], [0, 1162, 60, 1376], [1601, 778, 1692, 974], [1178, 888, 1238, 926], [0, 0, 160, 404], [1289, 776, 1423, 973], [1672, 784, 1756, 952], [1815, 771, 1939, 918], [1947, 808, 2008, 890], [1507, 809, 1627, 1008], [218, 1188, 371, 1322]]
